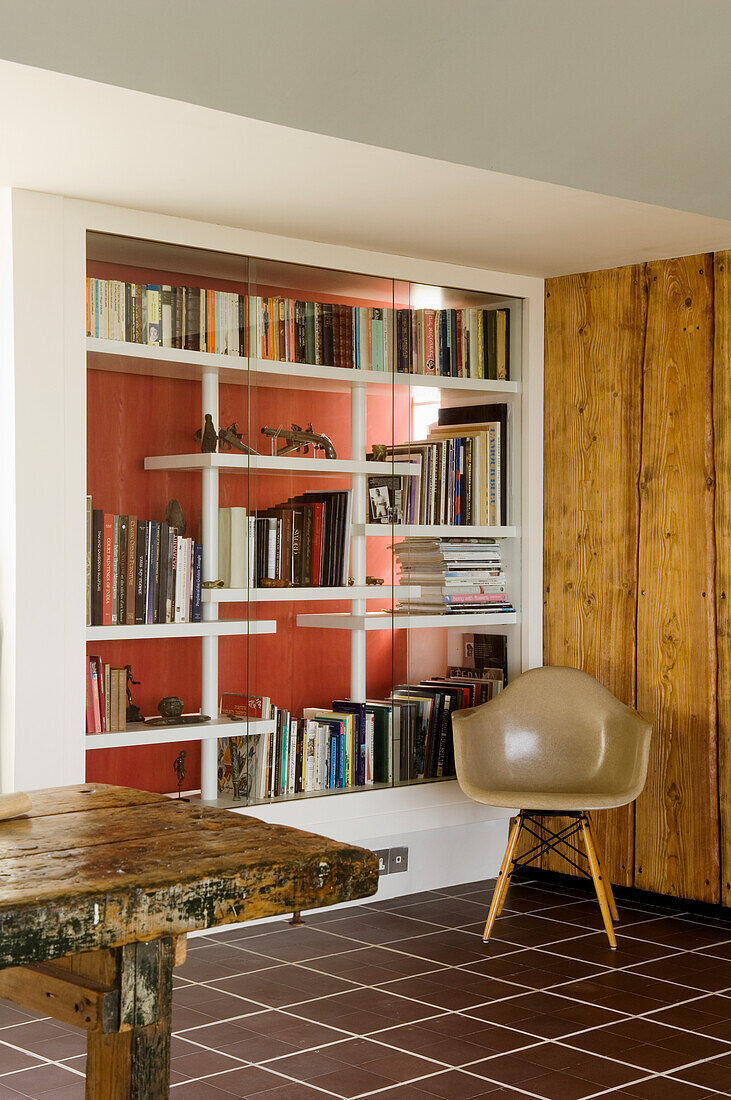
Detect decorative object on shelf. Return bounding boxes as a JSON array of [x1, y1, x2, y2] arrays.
[[261, 577, 292, 588], [165, 499, 186, 536], [195, 413, 219, 453], [202, 579, 225, 589], [349, 576, 384, 586], [229, 739, 245, 801], [261, 423, 337, 460], [146, 713, 212, 728], [369, 444, 389, 462], [219, 422, 258, 455], [125, 666, 143, 724], [368, 476, 403, 523], [173, 750, 187, 800], [158, 696, 185, 720]]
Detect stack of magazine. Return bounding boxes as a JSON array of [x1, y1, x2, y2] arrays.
[[393, 537, 513, 614]]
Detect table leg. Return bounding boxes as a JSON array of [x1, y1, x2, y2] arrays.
[[85, 938, 173, 1100]]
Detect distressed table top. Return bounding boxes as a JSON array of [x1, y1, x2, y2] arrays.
[[0, 785, 379, 968]]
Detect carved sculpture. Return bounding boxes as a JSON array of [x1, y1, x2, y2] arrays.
[[166, 499, 186, 535], [195, 414, 219, 453], [173, 750, 187, 799]]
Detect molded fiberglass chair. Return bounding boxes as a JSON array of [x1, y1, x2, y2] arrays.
[[452, 667, 652, 948]]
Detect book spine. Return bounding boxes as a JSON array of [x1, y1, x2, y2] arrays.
[[102, 514, 114, 626], [166, 528, 175, 622], [146, 521, 158, 625], [118, 516, 128, 626], [424, 309, 436, 374], [314, 302, 323, 365], [91, 508, 103, 626], [192, 543, 202, 622], [134, 520, 147, 624], [157, 522, 169, 624], [85, 658, 97, 733], [125, 517, 137, 625], [111, 515, 120, 625], [161, 285, 172, 347]]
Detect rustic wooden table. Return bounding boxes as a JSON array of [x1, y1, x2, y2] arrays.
[[0, 784, 379, 1098]]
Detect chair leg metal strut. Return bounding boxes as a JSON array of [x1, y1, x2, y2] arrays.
[[483, 811, 618, 949]]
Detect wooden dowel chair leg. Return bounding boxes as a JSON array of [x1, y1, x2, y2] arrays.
[[483, 813, 523, 943], [586, 816, 619, 922], [580, 815, 617, 949]]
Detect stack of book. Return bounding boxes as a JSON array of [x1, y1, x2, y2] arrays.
[[391, 669, 504, 780], [249, 298, 510, 378], [367, 404, 507, 527], [85, 658, 128, 733], [216, 663, 507, 798], [218, 492, 352, 589], [86, 279, 247, 355], [87, 498, 202, 626], [392, 537, 513, 614], [86, 277, 510, 379], [217, 694, 389, 800]]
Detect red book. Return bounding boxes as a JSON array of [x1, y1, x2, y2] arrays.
[[102, 514, 114, 625], [424, 309, 436, 374], [220, 693, 270, 719], [455, 311, 463, 377], [310, 501, 324, 586], [85, 658, 97, 733]]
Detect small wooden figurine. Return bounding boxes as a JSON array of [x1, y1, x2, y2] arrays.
[[195, 414, 218, 453], [173, 750, 187, 799], [166, 499, 186, 536]]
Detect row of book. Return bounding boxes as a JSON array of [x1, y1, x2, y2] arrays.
[[217, 660, 507, 799], [368, 403, 508, 527], [86, 499, 202, 626], [86, 278, 510, 379], [394, 538, 514, 615], [85, 658, 128, 733], [217, 694, 388, 799], [218, 492, 352, 589]]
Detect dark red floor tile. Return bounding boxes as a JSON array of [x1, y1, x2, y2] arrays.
[[669, 1052, 731, 1094]]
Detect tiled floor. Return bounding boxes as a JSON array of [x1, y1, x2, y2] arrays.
[[0, 876, 730, 1098]]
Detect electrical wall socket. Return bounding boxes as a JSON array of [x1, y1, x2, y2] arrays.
[[372, 846, 409, 875], [374, 848, 390, 875], [390, 847, 409, 873]]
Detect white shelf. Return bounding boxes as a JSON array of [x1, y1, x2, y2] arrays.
[[85, 718, 274, 750], [143, 453, 417, 477], [86, 339, 520, 396], [203, 585, 421, 603], [208, 780, 393, 809], [355, 524, 519, 538], [86, 619, 276, 641], [296, 611, 520, 630]]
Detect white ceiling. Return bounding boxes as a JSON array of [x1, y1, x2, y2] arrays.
[[3, 60, 731, 278], [2, 0, 731, 223]]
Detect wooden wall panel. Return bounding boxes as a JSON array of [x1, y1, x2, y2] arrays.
[[541, 267, 646, 886], [635, 255, 718, 903], [714, 251, 731, 907]]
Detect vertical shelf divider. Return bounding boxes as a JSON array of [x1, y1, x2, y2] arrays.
[[350, 383, 367, 702], [200, 368, 220, 800]]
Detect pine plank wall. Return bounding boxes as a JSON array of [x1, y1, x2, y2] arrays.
[[542, 252, 731, 906]]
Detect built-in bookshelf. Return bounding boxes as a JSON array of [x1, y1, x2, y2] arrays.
[[83, 259, 530, 807], [0, 193, 542, 859]]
